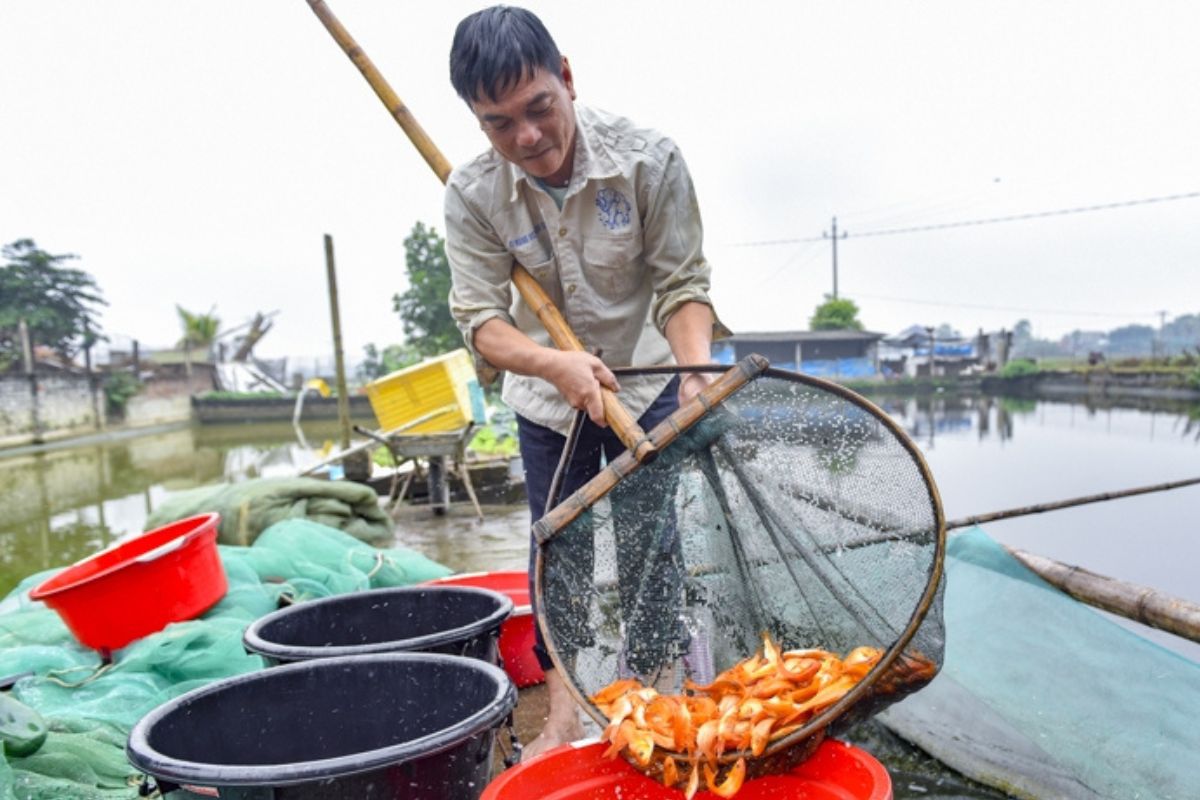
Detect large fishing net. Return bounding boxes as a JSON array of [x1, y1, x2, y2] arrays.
[[534, 357, 946, 787]]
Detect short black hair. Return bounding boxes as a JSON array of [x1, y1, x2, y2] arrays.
[[449, 6, 562, 104]]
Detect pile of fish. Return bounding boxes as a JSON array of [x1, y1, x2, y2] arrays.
[[591, 633, 936, 798]]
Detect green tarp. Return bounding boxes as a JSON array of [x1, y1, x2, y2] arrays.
[[0, 520, 450, 799], [880, 527, 1200, 799]]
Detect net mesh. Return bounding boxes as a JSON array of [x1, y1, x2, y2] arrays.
[[535, 362, 946, 781]]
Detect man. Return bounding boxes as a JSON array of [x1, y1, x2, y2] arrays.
[[445, 5, 722, 760]]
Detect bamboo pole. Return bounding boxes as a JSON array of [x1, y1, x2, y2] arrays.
[[306, 0, 451, 183], [305, 0, 658, 463], [945, 476, 1200, 530], [1005, 547, 1200, 645]]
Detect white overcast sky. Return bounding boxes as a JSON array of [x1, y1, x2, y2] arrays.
[[2, 1, 1198, 364]]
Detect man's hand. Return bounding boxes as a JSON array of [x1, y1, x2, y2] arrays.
[[544, 350, 620, 427], [472, 318, 620, 427], [678, 371, 713, 405]]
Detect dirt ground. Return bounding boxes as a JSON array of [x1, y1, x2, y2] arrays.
[[491, 683, 546, 778], [493, 682, 601, 778], [386, 497, 603, 779]]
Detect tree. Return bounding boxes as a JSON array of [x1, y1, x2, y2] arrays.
[[0, 239, 106, 370], [809, 296, 864, 331], [392, 222, 460, 357], [176, 305, 220, 377], [1107, 324, 1156, 356], [358, 342, 423, 381], [1163, 313, 1200, 356], [176, 306, 220, 352], [1012, 319, 1033, 344]]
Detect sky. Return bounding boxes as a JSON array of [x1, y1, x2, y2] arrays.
[[3, 1, 1198, 367]]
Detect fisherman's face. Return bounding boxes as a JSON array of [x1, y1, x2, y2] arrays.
[[472, 58, 577, 187]]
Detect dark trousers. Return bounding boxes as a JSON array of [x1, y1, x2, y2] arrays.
[[520, 377, 682, 673]]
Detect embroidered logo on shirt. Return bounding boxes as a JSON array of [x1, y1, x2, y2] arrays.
[[507, 222, 547, 250], [595, 188, 632, 231]]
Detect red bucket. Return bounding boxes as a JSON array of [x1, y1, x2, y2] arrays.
[[425, 570, 544, 687], [482, 738, 892, 800], [30, 513, 227, 657]]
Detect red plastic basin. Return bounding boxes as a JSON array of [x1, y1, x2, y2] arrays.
[[425, 570, 544, 687], [30, 513, 227, 656], [482, 738, 892, 800]]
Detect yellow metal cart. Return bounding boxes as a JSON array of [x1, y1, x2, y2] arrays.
[[363, 350, 487, 519], [299, 349, 488, 519]]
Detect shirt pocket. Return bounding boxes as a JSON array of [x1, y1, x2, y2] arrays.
[[583, 233, 644, 300], [513, 240, 557, 277]]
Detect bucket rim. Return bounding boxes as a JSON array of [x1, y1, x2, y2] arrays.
[[425, 571, 532, 614], [484, 737, 892, 800], [29, 512, 219, 601], [241, 585, 513, 662], [126, 652, 517, 787]]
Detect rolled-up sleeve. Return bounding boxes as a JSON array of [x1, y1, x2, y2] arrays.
[[444, 177, 516, 381], [641, 143, 722, 335]]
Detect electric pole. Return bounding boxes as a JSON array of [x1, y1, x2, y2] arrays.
[[823, 216, 848, 299], [1156, 310, 1168, 361]]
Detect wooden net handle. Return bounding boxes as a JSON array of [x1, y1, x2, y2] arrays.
[[512, 265, 657, 464]]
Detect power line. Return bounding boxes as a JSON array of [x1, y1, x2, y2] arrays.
[[730, 190, 1200, 247], [852, 291, 1159, 320], [755, 240, 824, 288]]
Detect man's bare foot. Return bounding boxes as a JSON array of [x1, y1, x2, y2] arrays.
[[521, 668, 585, 762], [521, 715, 585, 762]]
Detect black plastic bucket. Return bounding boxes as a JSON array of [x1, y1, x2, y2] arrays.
[[242, 586, 513, 666], [126, 653, 517, 799]]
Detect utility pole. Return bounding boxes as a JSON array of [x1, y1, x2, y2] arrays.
[[17, 318, 33, 374], [822, 216, 848, 299], [324, 234, 352, 453], [1156, 310, 1168, 362], [925, 326, 936, 378], [323, 233, 371, 482]]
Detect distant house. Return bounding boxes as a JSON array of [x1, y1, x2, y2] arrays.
[[880, 325, 980, 377], [711, 330, 885, 378]]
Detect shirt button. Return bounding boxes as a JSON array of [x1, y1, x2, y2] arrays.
[[567, 284, 576, 294], [558, 227, 568, 237]]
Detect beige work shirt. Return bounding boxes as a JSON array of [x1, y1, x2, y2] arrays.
[[445, 105, 717, 435]]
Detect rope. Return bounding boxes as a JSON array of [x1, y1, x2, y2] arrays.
[[43, 660, 116, 688], [365, 551, 387, 580]]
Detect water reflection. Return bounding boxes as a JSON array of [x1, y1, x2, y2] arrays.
[[0, 422, 341, 594], [874, 392, 1200, 449]]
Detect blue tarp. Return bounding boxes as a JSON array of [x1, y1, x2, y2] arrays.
[[797, 357, 878, 378]]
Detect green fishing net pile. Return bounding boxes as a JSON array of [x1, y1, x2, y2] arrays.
[[144, 477, 395, 546], [0, 519, 451, 799]]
